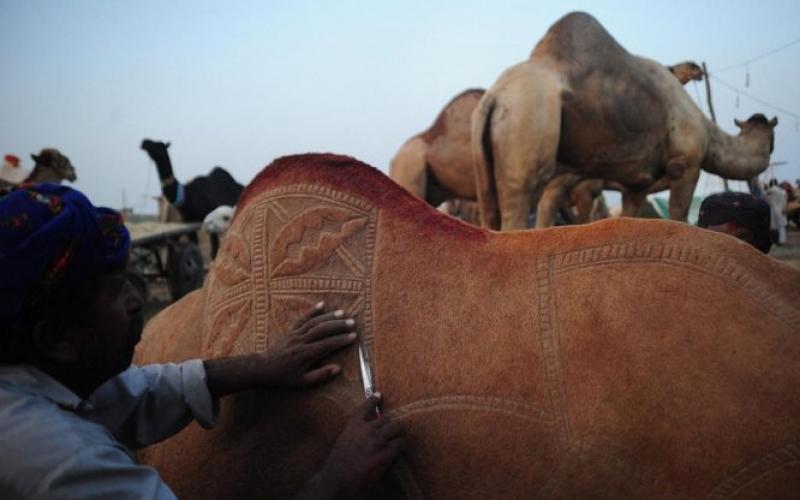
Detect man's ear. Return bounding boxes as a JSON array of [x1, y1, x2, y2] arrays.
[[31, 319, 81, 363]]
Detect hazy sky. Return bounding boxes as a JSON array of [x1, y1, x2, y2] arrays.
[[2, 0, 799, 213]]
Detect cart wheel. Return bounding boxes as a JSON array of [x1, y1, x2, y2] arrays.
[[167, 241, 204, 301], [128, 270, 149, 304]]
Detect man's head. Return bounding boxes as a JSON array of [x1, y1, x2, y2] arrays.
[[0, 184, 141, 392], [697, 191, 772, 253]]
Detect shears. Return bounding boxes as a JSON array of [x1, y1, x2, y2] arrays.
[[357, 340, 381, 418]]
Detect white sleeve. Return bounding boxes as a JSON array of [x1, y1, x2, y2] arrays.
[[85, 360, 218, 449]]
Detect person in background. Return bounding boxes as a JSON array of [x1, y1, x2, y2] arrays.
[[0, 184, 404, 500], [764, 179, 788, 245], [697, 191, 773, 254]]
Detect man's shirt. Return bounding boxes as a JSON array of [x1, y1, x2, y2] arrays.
[[0, 361, 216, 500]]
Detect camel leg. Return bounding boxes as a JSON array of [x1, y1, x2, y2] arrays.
[[389, 137, 428, 200], [535, 174, 574, 228], [571, 179, 601, 224], [492, 76, 562, 230], [667, 165, 701, 221], [621, 189, 648, 217]]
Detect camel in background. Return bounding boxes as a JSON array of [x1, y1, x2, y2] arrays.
[[26, 148, 78, 184], [472, 12, 776, 230], [140, 139, 244, 223], [390, 62, 705, 227], [0, 148, 77, 193], [667, 61, 704, 84], [136, 154, 800, 498]]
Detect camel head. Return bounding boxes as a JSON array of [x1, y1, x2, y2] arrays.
[[202, 205, 235, 235], [734, 114, 778, 153], [30, 148, 77, 182], [668, 61, 704, 84], [140, 139, 171, 162]]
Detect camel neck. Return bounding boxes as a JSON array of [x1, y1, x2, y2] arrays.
[[149, 151, 180, 203], [26, 166, 59, 184], [702, 121, 770, 180]]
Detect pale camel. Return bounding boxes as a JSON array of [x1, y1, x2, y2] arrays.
[[390, 88, 483, 208], [472, 12, 776, 230], [391, 61, 707, 227]]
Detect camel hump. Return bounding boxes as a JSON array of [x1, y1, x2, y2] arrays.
[[237, 153, 488, 241], [531, 11, 628, 68], [419, 88, 485, 145], [208, 166, 238, 183]]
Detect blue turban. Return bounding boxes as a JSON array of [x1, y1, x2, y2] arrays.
[[0, 184, 130, 323]]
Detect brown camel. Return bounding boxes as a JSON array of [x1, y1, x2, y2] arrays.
[[25, 148, 77, 184], [389, 88, 483, 208], [391, 62, 706, 227], [667, 61, 704, 84], [136, 154, 800, 499], [472, 12, 776, 230]]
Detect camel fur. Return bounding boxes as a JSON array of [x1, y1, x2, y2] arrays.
[[135, 153, 800, 499], [472, 12, 776, 230]]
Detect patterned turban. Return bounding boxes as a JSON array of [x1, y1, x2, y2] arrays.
[[0, 184, 130, 323]]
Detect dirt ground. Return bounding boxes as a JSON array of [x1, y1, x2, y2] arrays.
[[142, 227, 800, 322], [768, 228, 800, 270]]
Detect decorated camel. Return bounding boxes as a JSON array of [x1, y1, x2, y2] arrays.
[[390, 61, 704, 227], [136, 153, 800, 499], [140, 139, 244, 223], [0, 148, 77, 192], [472, 12, 776, 230]]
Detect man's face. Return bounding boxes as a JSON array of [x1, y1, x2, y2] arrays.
[[706, 221, 756, 249], [74, 265, 144, 381]]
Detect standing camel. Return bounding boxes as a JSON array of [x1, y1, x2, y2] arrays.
[[391, 62, 706, 227], [390, 88, 484, 209], [472, 12, 776, 230], [140, 139, 244, 223]]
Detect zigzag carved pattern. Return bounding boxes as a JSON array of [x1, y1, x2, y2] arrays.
[[270, 207, 368, 277]]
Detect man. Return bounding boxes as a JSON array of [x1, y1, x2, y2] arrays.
[[0, 184, 404, 499], [764, 179, 788, 245], [697, 191, 772, 253]]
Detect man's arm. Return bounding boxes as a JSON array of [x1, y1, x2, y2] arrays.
[[88, 303, 357, 449]]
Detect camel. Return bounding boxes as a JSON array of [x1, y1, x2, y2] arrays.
[[0, 148, 77, 191], [1, 148, 78, 194], [390, 88, 484, 209], [140, 139, 244, 223], [135, 153, 800, 499], [202, 205, 235, 235], [390, 62, 705, 227], [667, 61, 704, 84], [26, 148, 78, 184], [472, 12, 776, 230]]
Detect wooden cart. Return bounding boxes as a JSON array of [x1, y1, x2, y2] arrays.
[[126, 221, 206, 302]]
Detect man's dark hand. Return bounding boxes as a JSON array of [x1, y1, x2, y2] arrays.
[[260, 302, 358, 389], [204, 302, 357, 398], [296, 394, 405, 500]]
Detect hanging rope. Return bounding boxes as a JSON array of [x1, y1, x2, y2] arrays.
[[711, 37, 800, 73], [709, 74, 800, 120]]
